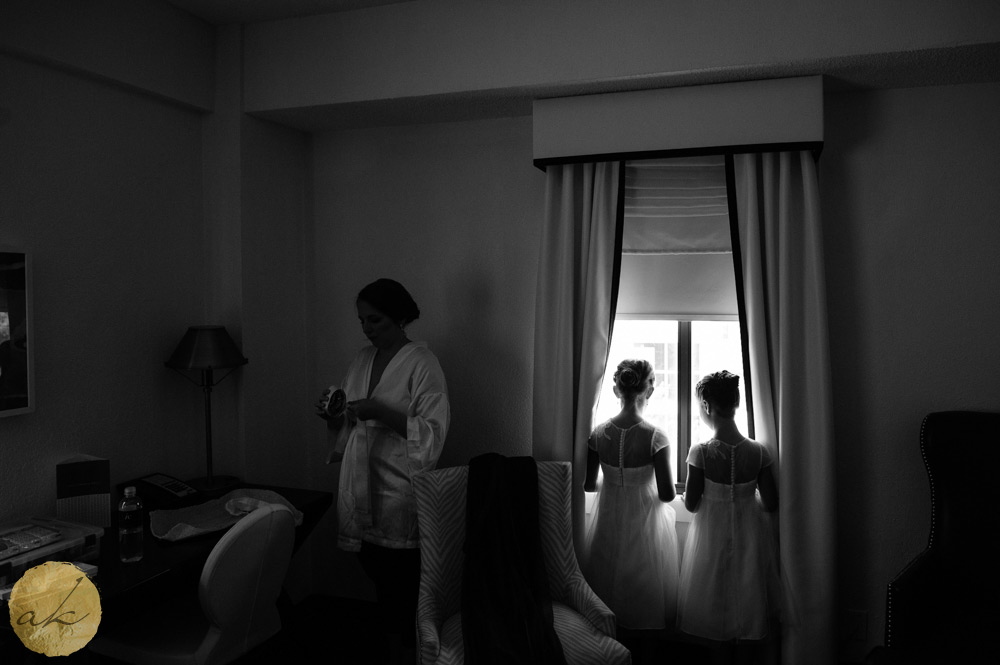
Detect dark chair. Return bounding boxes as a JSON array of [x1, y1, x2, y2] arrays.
[[868, 411, 1000, 664]]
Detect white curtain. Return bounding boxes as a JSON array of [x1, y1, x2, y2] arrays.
[[532, 161, 622, 551], [733, 151, 836, 664]]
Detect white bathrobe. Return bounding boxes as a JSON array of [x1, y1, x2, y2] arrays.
[[329, 341, 449, 551]]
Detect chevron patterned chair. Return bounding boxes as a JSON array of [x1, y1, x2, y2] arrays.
[[413, 460, 631, 665]]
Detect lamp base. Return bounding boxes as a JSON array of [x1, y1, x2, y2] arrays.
[[187, 475, 241, 494]]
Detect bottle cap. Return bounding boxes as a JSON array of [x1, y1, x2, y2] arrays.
[[124, 486, 136, 497]]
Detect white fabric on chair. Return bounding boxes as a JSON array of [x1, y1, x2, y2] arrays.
[[89, 503, 296, 665]]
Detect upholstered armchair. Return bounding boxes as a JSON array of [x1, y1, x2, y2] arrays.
[[413, 460, 631, 665], [868, 411, 1000, 664]]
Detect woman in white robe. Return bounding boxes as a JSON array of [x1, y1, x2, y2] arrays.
[[317, 278, 450, 661]]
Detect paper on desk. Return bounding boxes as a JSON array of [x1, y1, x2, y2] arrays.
[[149, 488, 303, 542]]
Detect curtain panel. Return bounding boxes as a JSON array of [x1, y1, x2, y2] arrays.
[[732, 151, 837, 664], [532, 161, 623, 552]]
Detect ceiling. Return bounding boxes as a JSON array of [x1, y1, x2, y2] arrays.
[[164, 0, 413, 24], [250, 41, 1000, 131], [160, 1, 1000, 131]]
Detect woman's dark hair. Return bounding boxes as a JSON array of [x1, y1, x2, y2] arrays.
[[357, 278, 420, 326], [613, 359, 654, 402], [696, 370, 741, 416]]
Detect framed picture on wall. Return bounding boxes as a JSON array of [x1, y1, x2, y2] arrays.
[[0, 249, 33, 417]]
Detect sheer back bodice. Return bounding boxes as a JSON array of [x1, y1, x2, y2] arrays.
[[695, 438, 770, 486], [590, 419, 669, 489], [591, 420, 666, 464]]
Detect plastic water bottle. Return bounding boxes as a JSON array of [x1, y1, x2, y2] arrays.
[[118, 486, 144, 563]]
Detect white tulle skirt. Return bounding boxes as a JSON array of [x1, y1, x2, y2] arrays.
[[677, 478, 780, 641], [582, 463, 680, 630]]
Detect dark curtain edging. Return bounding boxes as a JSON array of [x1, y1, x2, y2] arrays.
[[724, 153, 755, 439], [534, 142, 823, 171], [607, 161, 626, 368]]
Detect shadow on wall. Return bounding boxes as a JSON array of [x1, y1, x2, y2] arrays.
[[438, 269, 532, 467]]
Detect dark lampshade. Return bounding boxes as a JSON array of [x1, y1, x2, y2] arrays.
[[164, 325, 247, 494], [165, 326, 248, 370]]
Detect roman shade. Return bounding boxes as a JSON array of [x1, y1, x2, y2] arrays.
[[618, 156, 738, 317]]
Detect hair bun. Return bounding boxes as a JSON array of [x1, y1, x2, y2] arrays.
[[695, 369, 741, 414], [613, 359, 654, 401], [619, 368, 639, 388]]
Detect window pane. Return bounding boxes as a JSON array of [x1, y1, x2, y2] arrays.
[[594, 319, 679, 479], [690, 320, 749, 446]]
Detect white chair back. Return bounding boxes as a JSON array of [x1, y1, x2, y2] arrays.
[[198, 503, 296, 663]]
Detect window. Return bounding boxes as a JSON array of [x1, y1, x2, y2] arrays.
[[591, 155, 750, 489], [689, 320, 749, 450], [593, 318, 748, 486]]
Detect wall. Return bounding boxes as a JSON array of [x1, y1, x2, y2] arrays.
[[822, 81, 1000, 660], [1, 0, 213, 110], [1, 6, 320, 605], [0, 52, 208, 519], [240, 114, 312, 490], [0, 0, 318, 528], [199, 23, 315, 492], [306, 116, 545, 597]]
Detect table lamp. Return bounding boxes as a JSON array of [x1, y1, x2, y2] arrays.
[[165, 325, 248, 492]]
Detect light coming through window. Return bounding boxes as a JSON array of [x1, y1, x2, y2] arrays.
[[593, 317, 749, 488]]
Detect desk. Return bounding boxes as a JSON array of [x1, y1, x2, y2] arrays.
[[99, 483, 331, 617], [1, 483, 331, 661]]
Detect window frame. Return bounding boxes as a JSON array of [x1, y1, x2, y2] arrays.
[[610, 312, 742, 493]]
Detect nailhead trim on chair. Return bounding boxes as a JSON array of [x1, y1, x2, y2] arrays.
[[885, 582, 893, 648], [920, 416, 936, 552], [885, 414, 936, 648]]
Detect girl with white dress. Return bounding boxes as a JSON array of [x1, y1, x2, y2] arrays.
[[678, 370, 779, 665], [582, 359, 680, 665]]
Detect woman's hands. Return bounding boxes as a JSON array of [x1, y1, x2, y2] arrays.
[[314, 388, 334, 420], [315, 391, 408, 438]]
